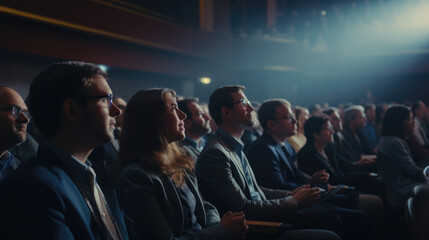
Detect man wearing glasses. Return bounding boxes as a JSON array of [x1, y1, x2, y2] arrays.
[[195, 86, 341, 240], [0, 62, 129, 240], [246, 99, 330, 191], [0, 86, 30, 182]]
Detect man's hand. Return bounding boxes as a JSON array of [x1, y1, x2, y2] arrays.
[[311, 169, 329, 184], [291, 187, 320, 208], [221, 211, 248, 240], [356, 155, 376, 165]]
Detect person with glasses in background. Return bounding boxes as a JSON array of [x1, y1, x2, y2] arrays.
[[0, 62, 129, 240], [0, 86, 30, 182], [196, 86, 342, 240]]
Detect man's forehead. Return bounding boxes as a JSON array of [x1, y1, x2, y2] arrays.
[[230, 90, 246, 100], [0, 88, 27, 108], [189, 102, 202, 112], [276, 104, 291, 115], [87, 75, 112, 95]]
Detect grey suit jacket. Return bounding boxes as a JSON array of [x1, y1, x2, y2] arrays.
[[118, 162, 230, 240], [377, 136, 426, 206], [195, 131, 298, 222]]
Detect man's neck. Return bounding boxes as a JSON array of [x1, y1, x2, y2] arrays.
[[313, 141, 325, 153], [219, 124, 244, 139], [49, 136, 93, 164], [266, 131, 287, 145], [185, 131, 203, 143]]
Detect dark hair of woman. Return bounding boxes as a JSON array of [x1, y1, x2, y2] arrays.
[[381, 105, 411, 139], [304, 115, 330, 144], [118, 88, 193, 185]]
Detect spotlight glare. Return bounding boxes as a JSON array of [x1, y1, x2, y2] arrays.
[[199, 77, 211, 85]]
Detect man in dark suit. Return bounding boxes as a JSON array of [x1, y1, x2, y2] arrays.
[[246, 99, 329, 191], [0, 86, 31, 182], [178, 98, 211, 162], [0, 62, 129, 240], [195, 85, 353, 240]]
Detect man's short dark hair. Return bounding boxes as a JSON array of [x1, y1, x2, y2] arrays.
[[28, 61, 107, 139], [258, 99, 290, 131], [304, 115, 330, 144], [209, 85, 245, 126], [178, 98, 199, 119]]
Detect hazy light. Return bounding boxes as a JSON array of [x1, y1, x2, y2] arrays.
[[98, 64, 109, 72], [321, 10, 326, 16], [199, 77, 211, 85]]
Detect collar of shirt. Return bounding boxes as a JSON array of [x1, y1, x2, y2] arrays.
[[185, 136, 205, 152], [45, 141, 91, 182], [217, 128, 244, 156]]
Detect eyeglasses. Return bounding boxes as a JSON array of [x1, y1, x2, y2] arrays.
[[0, 105, 31, 120], [231, 98, 252, 107], [275, 114, 296, 123], [321, 125, 334, 131], [86, 94, 113, 108]]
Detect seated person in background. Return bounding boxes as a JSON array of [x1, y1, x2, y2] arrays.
[[377, 105, 426, 208], [0, 62, 129, 239], [117, 89, 247, 240], [196, 86, 370, 240], [361, 103, 378, 152], [299, 115, 384, 198], [178, 97, 211, 162], [9, 119, 40, 163], [247, 100, 329, 191], [287, 106, 309, 152], [241, 101, 263, 151], [297, 116, 385, 237], [411, 101, 429, 149], [374, 103, 389, 140], [337, 105, 376, 171], [0, 86, 30, 181]]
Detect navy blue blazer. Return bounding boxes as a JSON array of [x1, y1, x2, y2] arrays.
[[246, 133, 308, 191], [0, 143, 129, 240]]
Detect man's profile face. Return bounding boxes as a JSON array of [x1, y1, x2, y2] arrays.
[[273, 104, 297, 138], [228, 90, 255, 129], [80, 75, 120, 146], [113, 97, 126, 128], [0, 87, 29, 149], [187, 102, 211, 135]]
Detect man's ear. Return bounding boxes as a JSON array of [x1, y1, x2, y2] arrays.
[[313, 132, 320, 141], [63, 99, 81, 123], [267, 120, 276, 131], [221, 106, 231, 120]]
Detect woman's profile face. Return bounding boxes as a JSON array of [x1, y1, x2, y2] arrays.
[[163, 92, 187, 143]]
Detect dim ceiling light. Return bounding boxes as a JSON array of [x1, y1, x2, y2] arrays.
[[199, 77, 211, 84]]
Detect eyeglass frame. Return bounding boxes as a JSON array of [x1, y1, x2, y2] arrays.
[[230, 98, 252, 108], [320, 125, 334, 131], [0, 105, 31, 120], [274, 114, 296, 123], [85, 94, 113, 108]]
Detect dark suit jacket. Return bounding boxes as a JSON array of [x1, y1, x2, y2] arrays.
[[117, 162, 230, 240], [0, 142, 129, 240], [195, 131, 297, 221], [179, 138, 201, 163], [298, 143, 370, 186], [338, 127, 374, 164], [245, 133, 308, 191]]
